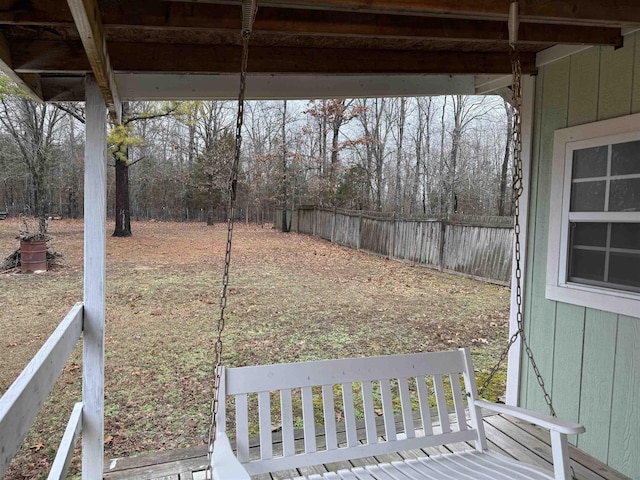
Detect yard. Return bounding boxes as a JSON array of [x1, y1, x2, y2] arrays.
[[0, 219, 510, 479]]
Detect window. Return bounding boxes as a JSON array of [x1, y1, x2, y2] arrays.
[[546, 113, 640, 317]]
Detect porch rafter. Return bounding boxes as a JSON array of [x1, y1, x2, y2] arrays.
[[11, 40, 538, 75], [0, 1, 623, 47], [176, 0, 640, 27], [66, 0, 122, 124], [0, 32, 43, 100]]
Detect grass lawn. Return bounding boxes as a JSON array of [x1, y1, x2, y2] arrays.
[[0, 219, 510, 479]]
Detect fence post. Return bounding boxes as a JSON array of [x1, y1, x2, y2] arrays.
[[386, 213, 396, 259], [331, 207, 337, 243], [438, 218, 447, 272], [357, 212, 362, 250], [313, 206, 317, 237]]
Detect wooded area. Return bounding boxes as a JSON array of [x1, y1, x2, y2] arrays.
[[276, 207, 514, 285], [0, 81, 515, 236]]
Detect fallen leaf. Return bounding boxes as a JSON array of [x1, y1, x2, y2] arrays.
[[104, 435, 113, 444], [31, 442, 44, 452]]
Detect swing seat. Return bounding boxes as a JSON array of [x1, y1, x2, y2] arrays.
[[212, 348, 584, 480]]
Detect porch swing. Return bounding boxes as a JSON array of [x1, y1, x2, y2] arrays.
[[205, 1, 585, 479]]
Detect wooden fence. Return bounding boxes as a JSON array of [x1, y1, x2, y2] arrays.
[[275, 207, 514, 285]]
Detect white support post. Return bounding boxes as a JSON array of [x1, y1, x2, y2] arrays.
[[82, 75, 107, 479], [506, 74, 535, 407]]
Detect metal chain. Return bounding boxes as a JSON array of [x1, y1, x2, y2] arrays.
[[205, 15, 254, 480], [477, 48, 556, 419]]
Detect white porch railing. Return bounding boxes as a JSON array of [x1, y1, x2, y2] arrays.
[[0, 302, 87, 479]]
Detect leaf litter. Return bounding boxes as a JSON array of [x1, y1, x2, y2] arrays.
[[0, 219, 509, 479]]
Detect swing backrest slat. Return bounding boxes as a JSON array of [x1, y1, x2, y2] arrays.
[[216, 348, 486, 476]]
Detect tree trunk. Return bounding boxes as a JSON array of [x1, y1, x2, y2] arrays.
[[281, 100, 289, 232], [394, 97, 406, 214], [113, 154, 132, 236], [498, 101, 514, 216], [113, 102, 132, 237]]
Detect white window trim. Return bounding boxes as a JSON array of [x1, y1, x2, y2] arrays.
[[546, 112, 640, 317]]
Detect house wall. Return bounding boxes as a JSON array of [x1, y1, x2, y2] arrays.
[[521, 33, 640, 478]]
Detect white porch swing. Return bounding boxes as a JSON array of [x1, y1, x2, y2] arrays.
[[205, 2, 585, 479]]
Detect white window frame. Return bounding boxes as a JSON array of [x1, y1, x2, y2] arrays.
[[546, 112, 640, 317]]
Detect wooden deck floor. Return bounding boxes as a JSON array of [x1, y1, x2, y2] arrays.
[[104, 413, 631, 480]]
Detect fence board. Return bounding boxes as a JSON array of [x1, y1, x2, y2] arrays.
[[275, 208, 513, 285], [360, 217, 391, 257]]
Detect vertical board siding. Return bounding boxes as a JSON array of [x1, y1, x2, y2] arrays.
[[608, 316, 640, 477], [577, 310, 617, 460], [597, 40, 634, 120], [633, 34, 640, 114], [525, 32, 640, 479], [550, 303, 585, 446], [523, 57, 570, 416]]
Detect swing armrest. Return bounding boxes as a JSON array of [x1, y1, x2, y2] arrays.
[[475, 400, 585, 434], [211, 433, 251, 480]]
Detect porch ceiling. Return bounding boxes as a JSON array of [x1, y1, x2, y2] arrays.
[[0, 0, 636, 115]]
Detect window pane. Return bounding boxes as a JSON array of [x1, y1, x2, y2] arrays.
[[570, 222, 607, 247], [609, 252, 640, 290], [570, 181, 606, 211], [611, 140, 640, 176], [572, 146, 608, 178], [569, 249, 605, 282], [611, 223, 640, 250], [609, 178, 640, 212]]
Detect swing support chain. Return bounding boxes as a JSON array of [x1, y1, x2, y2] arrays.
[[477, 0, 556, 420], [205, 2, 257, 479]]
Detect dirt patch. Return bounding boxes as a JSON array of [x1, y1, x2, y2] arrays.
[[0, 219, 510, 479]]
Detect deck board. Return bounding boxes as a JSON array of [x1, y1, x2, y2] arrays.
[[103, 414, 631, 480]]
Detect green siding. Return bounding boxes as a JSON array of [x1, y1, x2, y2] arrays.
[[608, 317, 640, 476], [523, 58, 570, 415], [523, 32, 640, 479], [551, 303, 585, 446], [634, 34, 640, 113], [568, 48, 601, 126], [598, 38, 634, 120], [577, 310, 617, 459]]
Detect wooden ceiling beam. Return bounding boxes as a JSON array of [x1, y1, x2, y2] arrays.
[[0, 1, 622, 47], [0, 33, 43, 99], [173, 0, 640, 27], [66, 0, 121, 124], [11, 40, 537, 75]]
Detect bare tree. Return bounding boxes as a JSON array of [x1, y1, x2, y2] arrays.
[[0, 87, 64, 234], [498, 100, 514, 216]]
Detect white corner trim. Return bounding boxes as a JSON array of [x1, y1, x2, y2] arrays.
[[536, 45, 593, 68], [475, 75, 512, 95], [506, 74, 535, 407], [621, 27, 640, 36]]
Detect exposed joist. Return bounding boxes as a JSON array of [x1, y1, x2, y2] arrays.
[[66, 0, 121, 124], [40, 73, 476, 101], [173, 0, 640, 27], [0, 32, 42, 99], [12, 41, 537, 75], [0, 2, 622, 47], [118, 73, 476, 100]]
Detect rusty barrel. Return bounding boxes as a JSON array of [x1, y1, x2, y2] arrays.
[[20, 240, 47, 273]]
